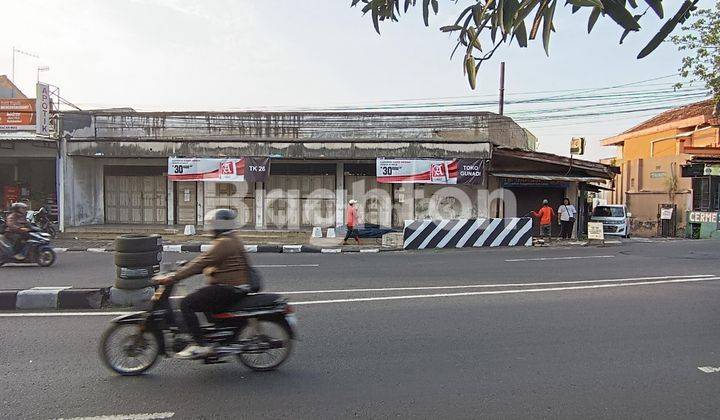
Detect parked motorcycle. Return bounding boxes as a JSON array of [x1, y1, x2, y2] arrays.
[[28, 207, 57, 238], [0, 225, 57, 267], [99, 263, 297, 376]]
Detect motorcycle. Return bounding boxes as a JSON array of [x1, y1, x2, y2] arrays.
[[28, 207, 57, 238], [0, 225, 56, 267], [99, 263, 297, 376]]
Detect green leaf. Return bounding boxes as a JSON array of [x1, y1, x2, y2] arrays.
[[440, 25, 463, 32], [638, 0, 698, 59], [515, 20, 529, 47], [503, 0, 520, 34], [587, 6, 601, 33], [530, 0, 550, 39], [464, 54, 477, 90], [468, 27, 483, 50], [542, 0, 557, 55], [423, 0, 430, 26], [643, 0, 663, 18], [601, 0, 641, 31], [371, 6, 381, 34], [566, 0, 603, 7], [620, 14, 642, 44]]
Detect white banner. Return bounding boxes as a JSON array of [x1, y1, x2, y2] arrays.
[[168, 157, 269, 182], [376, 158, 483, 184], [35, 83, 50, 136]]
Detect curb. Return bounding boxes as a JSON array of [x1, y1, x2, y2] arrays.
[[5, 287, 109, 310], [51, 245, 394, 254]]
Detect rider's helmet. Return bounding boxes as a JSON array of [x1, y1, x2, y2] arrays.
[[204, 208, 238, 237], [10, 202, 28, 214]]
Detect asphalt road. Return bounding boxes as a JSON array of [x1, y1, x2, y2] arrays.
[[2, 239, 720, 419]]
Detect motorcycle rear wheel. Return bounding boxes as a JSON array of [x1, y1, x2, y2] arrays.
[[100, 324, 160, 376], [37, 249, 56, 267], [236, 320, 293, 371]]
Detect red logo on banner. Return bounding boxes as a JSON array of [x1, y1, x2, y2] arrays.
[[430, 163, 448, 183], [220, 161, 235, 176]]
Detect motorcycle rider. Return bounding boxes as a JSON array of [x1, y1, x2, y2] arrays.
[[6, 202, 31, 260], [153, 209, 251, 359]]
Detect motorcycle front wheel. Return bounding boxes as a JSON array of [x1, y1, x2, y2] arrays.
[[236, 320, 293, 371], [99, 324, 160, 376]]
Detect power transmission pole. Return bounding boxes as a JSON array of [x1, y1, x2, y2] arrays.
[[499, 62, 505, 115]]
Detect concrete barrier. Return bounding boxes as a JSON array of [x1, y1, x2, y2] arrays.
[[57, 288, 108, 309], [109, 286, 155, 307], [282, 245, 302, 253], [0, 290, 19, 310], [257, 244, 282, 253], [16, 286, 71, 310], [403, 217, 533, 250]]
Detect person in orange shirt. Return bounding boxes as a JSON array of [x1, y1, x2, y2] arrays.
[[531, 199, 555, 240], [343, 199, 360, 245]]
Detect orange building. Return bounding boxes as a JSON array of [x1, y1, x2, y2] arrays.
[[601, 100, 720, 236]]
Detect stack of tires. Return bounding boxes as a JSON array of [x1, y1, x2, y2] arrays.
[[114, 234, 163, 290]]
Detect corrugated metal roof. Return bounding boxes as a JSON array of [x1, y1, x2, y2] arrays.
[[491, 172, 610, 182]]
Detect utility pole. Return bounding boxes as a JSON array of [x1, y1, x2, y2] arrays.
[[498, 61, 506, 115]]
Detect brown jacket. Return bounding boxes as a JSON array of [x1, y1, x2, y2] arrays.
[[6, 212, 29, 233], [172, 231, 249, 285]]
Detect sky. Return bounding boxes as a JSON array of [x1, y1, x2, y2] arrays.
[[0, 0, 713, 161]]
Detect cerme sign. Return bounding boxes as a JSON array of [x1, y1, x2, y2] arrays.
[[688, 211, 718, 223]]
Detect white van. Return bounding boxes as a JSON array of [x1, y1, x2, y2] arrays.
[[591, 204, 631, 238]]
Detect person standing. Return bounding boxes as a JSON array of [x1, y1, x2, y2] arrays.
[[558, 198, 577, 239], [531, 199, 555, 240], [343, 199, 360, 245]]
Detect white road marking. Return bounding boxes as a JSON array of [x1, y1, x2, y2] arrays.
[[276, 274, 715, 295], [290, 276, 720, 305], [0, 311, 133, 317], [54, 412, 175, 420], [2, 274, 717, 317], [254, 264, 320, 268], [698, 366, 720, 373], [506, 255, 616, 262]]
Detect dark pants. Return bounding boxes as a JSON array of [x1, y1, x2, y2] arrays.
[[5, 232, 28, 255], [180, 284, 244, 345], [343, 225, 359, 243], [560, 220, 575, 239], [540, 224, 552, 239]]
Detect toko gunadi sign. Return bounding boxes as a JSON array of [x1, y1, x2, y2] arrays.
[[168, 157, 269, 182], [376, 158, 484, 185]]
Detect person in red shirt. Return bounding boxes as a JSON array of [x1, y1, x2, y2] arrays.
[[531, 199, 555, 240], [343, 199, 360, 245]]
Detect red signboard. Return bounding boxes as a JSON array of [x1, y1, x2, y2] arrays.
[[0, 99, 35, 130]]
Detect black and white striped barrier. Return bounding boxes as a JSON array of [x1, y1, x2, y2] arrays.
[[403, 218, 533, 250], [0, 287, 108, 310]]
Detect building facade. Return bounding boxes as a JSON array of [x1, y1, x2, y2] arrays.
[[55, 110, 615, 237], [601, 100, 720, 237]]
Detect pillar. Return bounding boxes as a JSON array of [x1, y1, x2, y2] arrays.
[[167, 177, 174, 225], [335, 163, 344, 227], [255, 181, 264, 229]]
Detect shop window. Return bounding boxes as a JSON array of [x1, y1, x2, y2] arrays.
[[691, 176, 720, 211]]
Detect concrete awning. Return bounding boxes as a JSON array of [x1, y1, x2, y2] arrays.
[[491, 172, 610, 182]]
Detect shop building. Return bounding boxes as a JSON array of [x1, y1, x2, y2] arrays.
[[602, 100, 720, 237], [57, 110, 615, 237], [0, 75, 58, 214]]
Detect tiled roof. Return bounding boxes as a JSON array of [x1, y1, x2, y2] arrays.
[[0, 75, 27, 99], [622, 99, 718, 134]]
